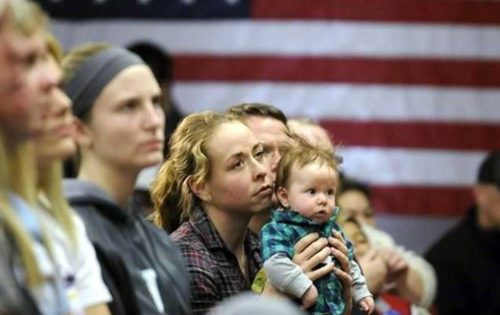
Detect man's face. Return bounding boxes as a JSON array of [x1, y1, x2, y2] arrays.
[[244, 116, 290, 206], [474, 184, 500, 230]]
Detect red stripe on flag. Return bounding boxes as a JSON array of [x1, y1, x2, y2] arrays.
[[174, 55, 500, 88], [320, 120, 500, 151], [371, 185, 472, 216], [252, 0, 500, 25]]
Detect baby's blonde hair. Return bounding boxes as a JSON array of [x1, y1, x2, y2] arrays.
[[276, 136, 340, 206]]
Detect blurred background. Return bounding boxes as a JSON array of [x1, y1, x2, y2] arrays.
[[37, 0, 500, 254]]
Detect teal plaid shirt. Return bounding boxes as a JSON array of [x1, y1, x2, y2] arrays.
[[260, 208, 354, 315]]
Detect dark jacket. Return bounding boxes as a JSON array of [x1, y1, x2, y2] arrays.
[[64, 179, 191, 315], [425, 206, 500, 315]]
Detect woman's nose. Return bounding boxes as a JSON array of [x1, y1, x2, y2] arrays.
[[143, 103, 164, 130], [253, 159, 268, 181]]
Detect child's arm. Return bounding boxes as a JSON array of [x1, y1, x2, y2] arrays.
[[264, 254, 318, 309], [350, 259, 373, 301], [264, 253, 313, 298]]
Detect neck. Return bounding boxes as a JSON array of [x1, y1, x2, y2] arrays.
[[205, 205, 250, 254], [248, 210, 271, 235], [78, 158, 139, 209]]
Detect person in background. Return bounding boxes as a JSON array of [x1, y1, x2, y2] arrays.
[[62, 43, 191, 315], [425, 150, 500, 315], [337, 178, 436, 314], [127, 42, 185, 217], [260, 139, 374, 314], [32, 33, 112, 315], [151, 111, 354, 315], [287, 118, 334, 151], [342, 217, 415, 315]]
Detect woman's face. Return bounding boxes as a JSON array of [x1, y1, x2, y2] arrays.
[[80, 64, 164, 171], [34, 55, 76, 163], [337, 190, 375, 226], [343, 221, 370, 258], [0, 30, 57, 142], [202, 121, 273, 216]]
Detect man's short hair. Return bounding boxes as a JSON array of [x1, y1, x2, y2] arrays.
[[478, 150, 500, 188], [226, 102, 287, 125]]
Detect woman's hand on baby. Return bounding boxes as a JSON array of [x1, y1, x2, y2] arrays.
[[293, 232, 333, 281]]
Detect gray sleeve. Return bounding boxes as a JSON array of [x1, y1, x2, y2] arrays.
[[263, 254, 312, 298], [350, 259, 373, 303]]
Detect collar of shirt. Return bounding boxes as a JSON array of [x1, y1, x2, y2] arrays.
[[189, 207, 261, 254], [271, 207, 340, 236]]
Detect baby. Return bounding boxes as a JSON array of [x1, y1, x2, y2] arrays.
[[260, 140, 374, 315]]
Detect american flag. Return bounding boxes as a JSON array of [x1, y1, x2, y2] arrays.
[[40, 0, 500, 218]]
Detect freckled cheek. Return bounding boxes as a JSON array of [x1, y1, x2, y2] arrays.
[[220, 179, 250, 201]]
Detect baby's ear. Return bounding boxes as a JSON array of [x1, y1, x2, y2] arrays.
[[276, 186, 290, 208]]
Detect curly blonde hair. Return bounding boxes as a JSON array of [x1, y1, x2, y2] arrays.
[[151, 111, 235, 230]]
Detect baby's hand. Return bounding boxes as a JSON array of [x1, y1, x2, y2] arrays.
[[358, 296, 375, 314], [301, 284, 318, 309]]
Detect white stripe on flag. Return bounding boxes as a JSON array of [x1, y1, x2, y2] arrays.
[[51, 20, 500, 59], [338, 147, 486, 186], [173, 82, 500, 123]]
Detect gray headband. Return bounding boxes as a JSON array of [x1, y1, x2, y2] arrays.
[[64, 47, 144, 118]]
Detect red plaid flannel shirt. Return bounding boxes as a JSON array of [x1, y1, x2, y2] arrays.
[[171, 208, 262, 315]]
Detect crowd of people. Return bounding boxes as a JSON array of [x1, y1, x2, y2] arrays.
[[1, 1, 499, 315]]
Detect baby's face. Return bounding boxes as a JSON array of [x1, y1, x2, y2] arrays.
[[280, 162, 337, 223]]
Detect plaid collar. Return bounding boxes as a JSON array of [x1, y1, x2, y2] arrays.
[[190, 207, 260, 253], [271, 207, 340, 234]]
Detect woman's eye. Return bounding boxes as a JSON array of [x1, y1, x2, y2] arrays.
[[254, 149, 265, 160], [121, 100, 138, 111], [233, 160, 244, 169]]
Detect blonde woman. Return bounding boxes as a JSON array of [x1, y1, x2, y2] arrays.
[[30, 34, 112, 315], [62, 43, 190, 315], [0, 1, 44, 313], [0, 1, 73, 314]]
